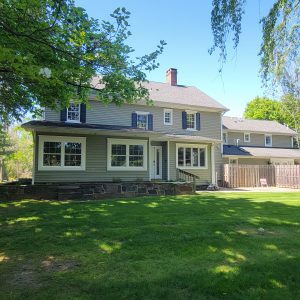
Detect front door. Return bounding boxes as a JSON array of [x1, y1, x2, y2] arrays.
[[151, 146, 162, 180]]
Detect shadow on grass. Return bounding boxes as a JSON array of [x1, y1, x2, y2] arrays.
[[1, 193, 300, 299]]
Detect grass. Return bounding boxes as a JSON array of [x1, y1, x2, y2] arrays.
[[1, 192, 300, 299]]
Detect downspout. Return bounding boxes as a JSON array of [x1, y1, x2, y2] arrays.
[[31, 131, 36, 185], [211, 143, 216, 184], [167, 140, 170, 181]]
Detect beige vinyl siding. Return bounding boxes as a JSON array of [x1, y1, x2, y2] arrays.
[[45, 101, 222, 138], [34, 133, 149, 183], [44, 107, 60, 122], [169, 141, 212, 185], [226, 132, 293, 148]]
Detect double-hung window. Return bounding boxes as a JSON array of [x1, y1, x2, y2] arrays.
[[186, 112, 196, 130], [265, 134, 272, 147], [176, 144, 207, 169], [108, 139, 147, 171], [244, 133, 251, 143], [38, 136, 86, 170], [164, 109, 173, 125], [67, 103, 80, 123], [136, 112, 149, 130]]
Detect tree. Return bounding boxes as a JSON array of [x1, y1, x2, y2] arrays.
[[244, 97, 284, 123], [210, 0, 300, 94], [4, 126, 33, 180], [0, 0, 166, 123], [244, 95, 300, 147]]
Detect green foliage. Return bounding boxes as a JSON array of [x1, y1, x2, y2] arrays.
[[210, 0, 300, 92], [244, 97, 284, 123], [1, 193, 300, 298], [0, 0, 166, 123], [244, 95, 300, 146], [4, 126, 33, 180]]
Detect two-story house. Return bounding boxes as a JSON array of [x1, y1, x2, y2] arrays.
[[222, 116, 300, 165], [22, 69, 228, 185]]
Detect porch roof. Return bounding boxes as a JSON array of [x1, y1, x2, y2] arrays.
[[22, 120, 221, 143], [223, 145, 300, 159]]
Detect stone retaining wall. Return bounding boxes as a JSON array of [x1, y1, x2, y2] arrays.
[[0, 182, 195, 201]]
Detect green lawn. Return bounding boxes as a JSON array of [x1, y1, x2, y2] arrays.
[[1, 193, 300, 299]]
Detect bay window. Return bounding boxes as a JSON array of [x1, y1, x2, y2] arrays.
[[176, 144, 207, 169], [107, 139, 147, 171], [38, 136, 86, 170]]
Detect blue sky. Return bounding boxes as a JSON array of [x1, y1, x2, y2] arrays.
[[76, 0, 273, 117]]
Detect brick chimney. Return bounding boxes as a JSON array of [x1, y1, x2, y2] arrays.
[[166, 68, 177, 86]]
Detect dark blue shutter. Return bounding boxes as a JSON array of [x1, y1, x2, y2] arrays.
[[182, 111, 187, 129], [196, 112, 201, 130], [60, 108, 67, 122], [132, 112, 137, 128], [80, 103, 86, 123], [148, 114, 153, 130]]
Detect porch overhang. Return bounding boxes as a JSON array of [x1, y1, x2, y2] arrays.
[[223, 145, 300, 159], [22, 120, 222, 143]]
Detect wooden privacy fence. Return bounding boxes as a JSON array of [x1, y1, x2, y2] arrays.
[[223, 164, 300, 188]]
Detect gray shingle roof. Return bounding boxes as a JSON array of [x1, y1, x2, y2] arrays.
[[223, 116, 297, 135], [90, 77, 228, 111], [223, 145, 300, 158]]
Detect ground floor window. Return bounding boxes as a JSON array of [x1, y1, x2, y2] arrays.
[[176, 143, 207, 169], [38, 136, 86, 170], [107, 139, 148, 171]]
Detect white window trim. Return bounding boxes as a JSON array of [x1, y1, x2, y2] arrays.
[[135, 111, 150, 130], [67, 103, 81, 123], [176, 143, 208, 169], [223, 132, 228, 144], [185, 111, 197, 131], [107, 138, 148, 171], [244, 132, 251, 143], [38, 135, 86, 171], [265, 134, 272, 147], [164, 108, 173, 125]]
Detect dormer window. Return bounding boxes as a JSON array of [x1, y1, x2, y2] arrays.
[[67, 103, 80, 123]]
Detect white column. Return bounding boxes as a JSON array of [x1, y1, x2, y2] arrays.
[[148, 138, 151, 181], [211, 144, 216, 184], [31, 131, 36, 185]]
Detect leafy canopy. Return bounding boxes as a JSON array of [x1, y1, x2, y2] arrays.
[[0, 0, 166, 123], [210, 0, 300, 94], [244, 97, 284, 123]]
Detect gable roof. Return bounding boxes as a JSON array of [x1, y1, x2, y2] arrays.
[[223, 116, 297, 135], [90, 77, 228, 112]]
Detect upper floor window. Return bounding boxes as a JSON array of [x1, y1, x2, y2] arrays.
[[265, 134, 272, 147], [244, 133, 251, 143], [186, 112, 196, 130], [67, 103, 80, 123], [223, 132, 228, 144], [164, 109, 173, 125], [136, 112, 149, 130]]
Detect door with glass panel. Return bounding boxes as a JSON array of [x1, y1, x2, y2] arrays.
[[151, 146, 162, 179]]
